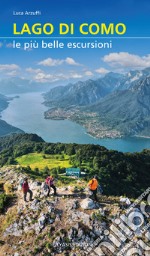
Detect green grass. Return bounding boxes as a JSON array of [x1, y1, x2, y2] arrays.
[[16, 153, 72, 170]]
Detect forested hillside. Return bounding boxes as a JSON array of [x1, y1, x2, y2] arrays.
[[0, 133, 149, 197]]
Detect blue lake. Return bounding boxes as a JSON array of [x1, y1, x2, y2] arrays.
[[1, 92, 150, 153]]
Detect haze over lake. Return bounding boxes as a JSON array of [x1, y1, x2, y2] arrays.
[[1, 92, 150, 153]]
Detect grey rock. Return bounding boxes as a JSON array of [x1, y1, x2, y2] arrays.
[[55, 214, 61, 221], [14, 253, 19, 256], [69, 211, 90, 226], [68, 227, 78, 239], [72, 200, 79, 209], [38, 213, 46, 229], [80, 198, 96, 210], [78, 228, 84, 239], [34, 223, 41, 234], [48, 218, 55, 224]]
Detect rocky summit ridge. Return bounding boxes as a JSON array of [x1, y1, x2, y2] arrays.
[[0, 167, 149, 256]]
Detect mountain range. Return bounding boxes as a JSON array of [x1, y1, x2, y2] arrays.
[[44, 72, 123, 107], [44, 67, 150, 138], [0, 77, 50, 95], [87, 76, 150, 136]]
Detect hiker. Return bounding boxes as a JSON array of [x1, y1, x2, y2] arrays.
[[45, 175, 57, 196], [22, 178, 33, 202], [42, 182, 49, 196], [87, 175, 98, 202]]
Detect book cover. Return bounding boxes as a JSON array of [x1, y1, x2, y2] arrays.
[[0, 1, 150, 255]]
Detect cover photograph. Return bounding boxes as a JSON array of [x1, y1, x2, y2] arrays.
[[0, 0, 150, 255]]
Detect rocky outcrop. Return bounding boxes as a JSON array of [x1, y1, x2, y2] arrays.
[[0, 167, 149, 256], [80, 198, 97, 209]]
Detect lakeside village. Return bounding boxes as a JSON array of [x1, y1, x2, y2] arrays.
[[44, 107, 122, 139]]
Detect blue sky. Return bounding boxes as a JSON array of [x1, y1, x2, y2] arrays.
[[0, 0, 150, 84]]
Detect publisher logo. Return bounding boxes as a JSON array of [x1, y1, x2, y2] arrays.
[[86, 188, 150, 255]]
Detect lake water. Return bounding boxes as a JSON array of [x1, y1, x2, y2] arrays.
[[1, 92, 150, 153]]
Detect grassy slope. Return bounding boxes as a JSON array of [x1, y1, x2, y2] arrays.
[[16, 153, 72, 169]]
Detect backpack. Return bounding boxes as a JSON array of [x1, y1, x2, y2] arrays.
[[43, 182, 49, 191], [46, 177, 50, 185], [46, 176, 54, 186], [20, 179, 24, 187], [97, 185, 103, 194], [88, 178, 98, 190], [18, 179, 24, 191]]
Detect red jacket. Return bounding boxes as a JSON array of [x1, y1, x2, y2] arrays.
[[22, 181, 29, 193], [45, 176, 54, 186]]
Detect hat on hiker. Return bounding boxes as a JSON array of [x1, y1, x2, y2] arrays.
[[94, 175, 98, 179]]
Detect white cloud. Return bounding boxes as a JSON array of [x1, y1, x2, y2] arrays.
[[84, 71, 93, 76], [26, 67, 43, 74], [38, 57, 81, 67], [0, 64, 20, 72], [7, 70, 18, 76], [65, 57, 80, 66], [38, 58, 63, 66], [32, 70, 83, 83], [103, 52, 150, 69], [69, 72, 82, 79], [33, 72, 66, 83], [95, 67, 109, 74], [34, 72, 59, 83]]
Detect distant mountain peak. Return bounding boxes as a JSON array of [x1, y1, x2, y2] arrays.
[[44, 67, 150, 138]]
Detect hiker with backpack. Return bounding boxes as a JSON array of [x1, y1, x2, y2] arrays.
[[22, 178, 33, 202], [45, 175, 57, 196], [87, 175, 99, 202]]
